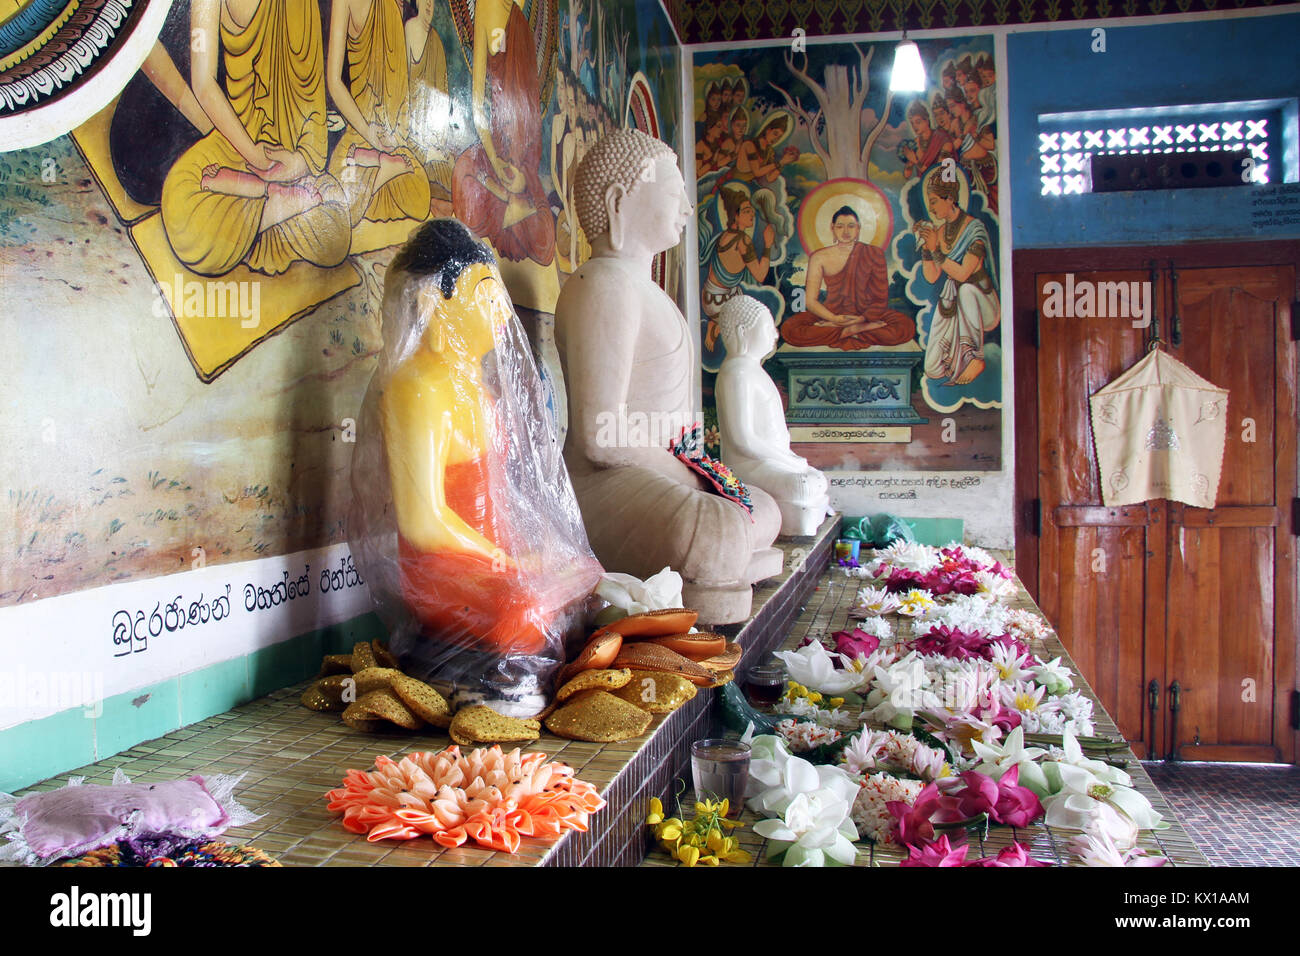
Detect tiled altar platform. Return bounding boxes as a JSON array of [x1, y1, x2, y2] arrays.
[[642, 566, 1209, 867], [1, 517, 840, 868]]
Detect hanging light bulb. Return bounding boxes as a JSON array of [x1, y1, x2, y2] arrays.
[[890, 34, 926, 92]]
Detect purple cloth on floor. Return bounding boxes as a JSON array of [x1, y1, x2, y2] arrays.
[[16, 777, 229, 859]]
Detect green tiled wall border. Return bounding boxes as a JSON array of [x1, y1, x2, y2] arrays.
[[0, 612, 387, 793]]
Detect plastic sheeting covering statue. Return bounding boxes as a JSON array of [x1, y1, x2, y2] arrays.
[[349, 219, 602, 717]]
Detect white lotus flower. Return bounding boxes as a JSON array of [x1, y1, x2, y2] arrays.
[[1029, 656, 1075, 696], [752, 788, 859, 867], [594, 567, 683, 617], [1042, 730, 1128, 788], [745, 733, 793, 798], [988, 643, 1035, 683], [850, 586, 902, 618], [974, 570, 1018, 601], [774, 642, 866, 696], [1070, 821, 1168, 867], [874, 540, 941, 572], [1042, 762, 1164, 845], [748, 749, 858, 820], [970, 726, 1051, 796], [863, 652, 934, 730]]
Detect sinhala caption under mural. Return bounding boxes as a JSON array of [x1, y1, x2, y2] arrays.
[[694, 36, 1002, 477]]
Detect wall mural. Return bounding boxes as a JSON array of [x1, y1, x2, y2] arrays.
[[0, 0, 679, 607], [693, 36, 1002, 477]]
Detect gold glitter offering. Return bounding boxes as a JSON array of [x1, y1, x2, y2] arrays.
[[390, 674, 452, 728], [557, 668, 632, 701], [341, 702, 387, 733], [350, 641, 377, 673], [372, 639, 401, 669], [449, 705, 542, 746], [545, 689, 653, 742], [352, 667, 403, 696], [301, 682, 345, 712], [354, 689, 424, 730], [610, 670, 697, 714], [317, 654, 354, 677]]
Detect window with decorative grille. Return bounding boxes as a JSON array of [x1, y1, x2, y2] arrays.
[[1036, 101, 1294, 196]]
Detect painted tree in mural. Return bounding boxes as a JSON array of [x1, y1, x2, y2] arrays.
[[566, 0, 591, 76], [770, 45, 894, 181]]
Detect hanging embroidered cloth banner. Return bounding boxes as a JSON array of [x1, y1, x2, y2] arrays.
[[1089, 348, 1229, 509]]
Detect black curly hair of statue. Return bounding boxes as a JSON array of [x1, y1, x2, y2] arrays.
[[390, 218, 497, 299]]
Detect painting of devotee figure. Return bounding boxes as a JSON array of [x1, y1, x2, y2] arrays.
[[326, 0, 432, 229], [160, 0, 353, 279], [693, 36, 1002, 475]]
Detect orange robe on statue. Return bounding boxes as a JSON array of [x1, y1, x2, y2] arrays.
[[397, 455, 587, 656], [781, 243, 916, 350]]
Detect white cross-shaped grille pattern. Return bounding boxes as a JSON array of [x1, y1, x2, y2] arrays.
[[1039, 112, 1274, 195]]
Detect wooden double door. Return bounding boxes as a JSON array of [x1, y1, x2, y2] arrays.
[[1014, 246, 1297, 762]]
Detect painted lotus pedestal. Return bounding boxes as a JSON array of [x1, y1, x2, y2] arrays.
[[776, 346, 929, 427]]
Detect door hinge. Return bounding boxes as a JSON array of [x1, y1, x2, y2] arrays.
[[1292, 303, 1300, 341], [1032, 308, 1042, 348], [1033, 499, 1043, 536], [1291, 690, 1299, 731], [1292, 498, 1300, 535]]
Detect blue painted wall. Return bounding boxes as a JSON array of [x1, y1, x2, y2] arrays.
[[1008, 13, 1300, 248]]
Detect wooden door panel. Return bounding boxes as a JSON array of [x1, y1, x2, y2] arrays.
[[1038, 271, 1151, 509], [1173, 273, 1278, 507], [1038, 271, 1160, 753], [1164, 265, 1295, 761], [1049, 523, 1150, 747], [1168, 526, 1278, 760]]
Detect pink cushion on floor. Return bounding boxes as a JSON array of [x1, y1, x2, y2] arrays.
[[16, 777, 229, 859]]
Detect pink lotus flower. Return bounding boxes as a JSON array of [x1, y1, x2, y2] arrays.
[[883, 567, 926, 593], [886, 783, 940, 847], [951, 770, 998, 818], [900, 834, 969, 867], [910, 625, 989, 661], [989, 561, 1015, 579], [990, 764, 1044, 828], [966, 843, 1051, 867], [833, 627, 881, 660], [989, 702, 1023, 734]]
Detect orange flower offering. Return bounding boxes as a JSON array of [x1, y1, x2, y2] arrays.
[[325, 746, 605, 854]]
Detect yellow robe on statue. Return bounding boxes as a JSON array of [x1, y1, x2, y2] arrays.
[[327, 0, 431, 226], [160, 0, 351, 276]]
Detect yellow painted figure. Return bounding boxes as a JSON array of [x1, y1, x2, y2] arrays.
[[381, 259, 508, 563], [376, 220, 601, 656], [326, 0, 432, 226], [160, 0, 351, 276]]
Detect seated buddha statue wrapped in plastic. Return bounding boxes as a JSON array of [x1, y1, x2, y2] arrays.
[[349, 218, 603, 717]]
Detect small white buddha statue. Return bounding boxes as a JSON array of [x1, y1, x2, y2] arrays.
[[716, 295, 830, 537], [555, 129, 783, 624]]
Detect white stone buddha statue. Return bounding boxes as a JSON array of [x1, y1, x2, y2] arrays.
[[554, 129, 783, 624], [716, 295, 830, 537]]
